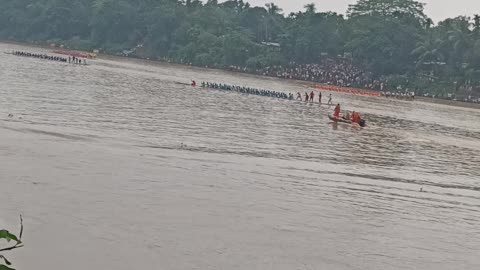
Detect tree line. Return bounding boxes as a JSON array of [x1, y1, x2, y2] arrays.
[[0, 0, 479, 94]]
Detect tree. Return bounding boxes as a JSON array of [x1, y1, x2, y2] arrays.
[[411, 36, 444, 70], [446, 17, 474, 64], [473, 14, 480, 33], [265, 2, 283, 16], [304, 3, 316, 14], [347, 0, 427, 23], [263, 2, 284, 41], [346, 9, 423, 75]]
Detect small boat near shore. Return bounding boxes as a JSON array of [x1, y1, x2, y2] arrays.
[[328, 115, 352, 124]]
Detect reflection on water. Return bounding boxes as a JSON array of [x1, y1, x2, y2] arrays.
[[1, 43, 480, 270]]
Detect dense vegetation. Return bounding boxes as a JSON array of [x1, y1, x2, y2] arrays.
[[0, 0, 479, 95]]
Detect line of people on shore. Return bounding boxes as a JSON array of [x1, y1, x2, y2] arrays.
[[10, 51, 87, 65], [67, 56, 87, 65], [381, 91, 415, 100]]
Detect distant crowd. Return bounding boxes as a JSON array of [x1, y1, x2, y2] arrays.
[[381, 91, 415, 100], [227, 58, 387, 91]]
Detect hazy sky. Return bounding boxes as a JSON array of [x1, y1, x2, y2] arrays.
[[242, 0, 479, 23]]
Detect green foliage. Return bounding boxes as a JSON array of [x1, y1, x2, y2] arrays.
[[0, 231, 19, 243], [347, 0, 427, 22], [0, 265, 15, 270], [0, 216, 24, 270], [0, 0, 479, 93]]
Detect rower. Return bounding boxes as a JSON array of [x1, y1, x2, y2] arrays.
[[351, 111, 366, 127]]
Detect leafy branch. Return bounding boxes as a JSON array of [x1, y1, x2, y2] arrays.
[[0, 215, 24, 270]]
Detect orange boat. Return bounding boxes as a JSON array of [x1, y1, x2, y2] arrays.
[[313, 84, 381, 97]]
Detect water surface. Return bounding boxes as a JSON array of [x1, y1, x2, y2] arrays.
[[1, 43, 479, 270]]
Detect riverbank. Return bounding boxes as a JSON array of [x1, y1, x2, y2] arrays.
[[417, 96, 480, 110], [2, 39, 479, 110]]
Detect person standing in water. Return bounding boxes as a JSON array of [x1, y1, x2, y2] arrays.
[[333, 104, 341, 118], [309, 91, 314, 102], [296, 92, 302, 100], [305, 92, 309, 102], [327, 94, 333, 105], [318, 92, 322, 104]]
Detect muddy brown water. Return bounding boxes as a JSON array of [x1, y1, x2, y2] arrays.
[[1, 43, 480, 270]]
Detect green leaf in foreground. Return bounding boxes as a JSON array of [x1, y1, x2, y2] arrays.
[[0, 231, 19, 243], [0, 264, 15, 270], [0, 256, 11, 265]]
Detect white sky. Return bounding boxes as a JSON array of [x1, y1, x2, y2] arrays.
[[240, 0, 479, 23]]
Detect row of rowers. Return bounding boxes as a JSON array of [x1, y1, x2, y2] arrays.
[[199, 81, 336, 104], [200, 82, 293, 100], [10, 51, 87, 65]]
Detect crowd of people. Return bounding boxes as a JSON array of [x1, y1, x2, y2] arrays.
[[241, 58, 387, 91], [381, 91, 415, 100], [10, 51, 87, 65]]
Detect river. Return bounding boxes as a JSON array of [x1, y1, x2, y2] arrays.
[[1, 42, 479, 270]]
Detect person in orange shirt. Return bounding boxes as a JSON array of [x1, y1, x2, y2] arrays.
[[333, 104, 341, 118], [351, 111, 364, 124], [351, 111, 359, 123]]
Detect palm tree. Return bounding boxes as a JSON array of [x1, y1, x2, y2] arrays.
[[411, 36, 444, 71], [263, 3, 283, 42], [447, 22, 473, 58], [265, 2, 282, 16]]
